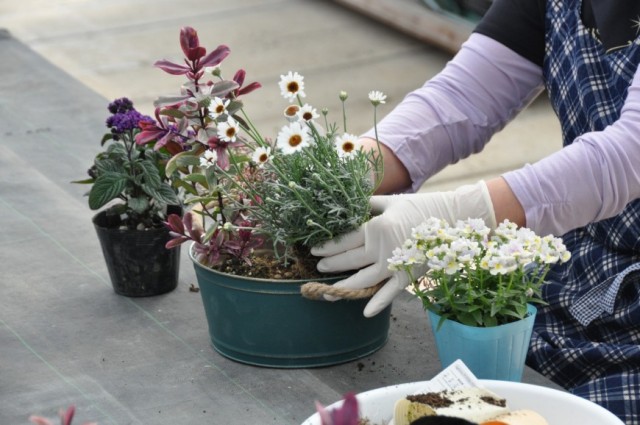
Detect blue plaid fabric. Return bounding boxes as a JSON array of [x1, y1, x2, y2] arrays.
[[526, 1, 640, 423]]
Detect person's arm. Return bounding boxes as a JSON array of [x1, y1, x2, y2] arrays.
[[362, 33, 545, 194], [502, 66, 640, 236]]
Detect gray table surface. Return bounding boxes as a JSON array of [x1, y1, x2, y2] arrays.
[[0, 30, 560, 425]]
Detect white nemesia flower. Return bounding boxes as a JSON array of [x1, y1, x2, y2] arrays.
[[279, 71, 306, 102], [209, 97, 230, 119], [276, 122, 311, 154], [217, 118, 240, 142], [252, 146, 272, 167], [200, 149, 218, 168], [368, 90, 387, 105], [334, 133, 361, 158]]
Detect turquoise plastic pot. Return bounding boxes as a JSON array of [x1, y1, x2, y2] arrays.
[[190, 247, 391, 368], [428, 304, 537, 381]]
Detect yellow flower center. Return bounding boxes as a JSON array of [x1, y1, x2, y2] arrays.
[[285, 105, 299, 117], [287, 81, 299, 93], [342, 141, 355, 153], [289, 134, 302, 147], [226, 127, 236, 138], [215, 105, 225, 114]]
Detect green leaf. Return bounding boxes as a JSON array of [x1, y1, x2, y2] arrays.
[[94, 158, 121, 174], [174, 179, 199, 196], [128, 196, 149, 213], [106, 142, 127, 156], [159, 108, 186, 119], [71, 178, 95, 185], [210, 80, 239, 98], [185, 195, 218, 205], [88, 173, 128, 210], [183, 173, 208, 185], [138, 159, 163, 188], [166, 151, 200, 176], [143, 182, 180, 205], [101, 133, 114, 146]]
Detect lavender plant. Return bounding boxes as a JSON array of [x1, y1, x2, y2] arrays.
[[73, 98, 180, 229], [137, 26, 384, 272]]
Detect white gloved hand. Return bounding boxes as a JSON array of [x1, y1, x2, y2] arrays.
[[310, 180, 497, 317]]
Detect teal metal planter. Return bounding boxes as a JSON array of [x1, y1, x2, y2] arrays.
[[190, 247, 391, 368], [428, 304, 537, 381]]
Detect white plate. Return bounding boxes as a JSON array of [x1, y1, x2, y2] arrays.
[[301, 380, 624, 425]]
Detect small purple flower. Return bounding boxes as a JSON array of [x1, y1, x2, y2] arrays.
[[105, 98, 154, 140], [107, 97, 134, 114]]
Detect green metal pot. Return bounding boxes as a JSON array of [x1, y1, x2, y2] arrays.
[[190, 246, 391, 368]]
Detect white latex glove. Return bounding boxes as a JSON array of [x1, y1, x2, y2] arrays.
[[310, 181, 497, 317]]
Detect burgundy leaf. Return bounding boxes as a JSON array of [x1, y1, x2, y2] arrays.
[[199, 44, 231, 69], [153, 59, 190, 75], [28, 416, 54, 425], [233, 69, 246, 86], [330, 393, 359, 425], [179, 26, 205, 61], [315, 401, 333, 425], [166, 236, 189, 249], [238, 81, 262, 96], [60, 405, 76, 425], [166, 213, 185, 234]]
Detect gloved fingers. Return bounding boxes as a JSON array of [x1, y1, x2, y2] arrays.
[[363, 272, 412, 318], [369, 195, 395, 214], [310, 227, 365, 257], [369, 193, 416, 215], [316, 246, 369, 273], [323, 264, 392, 301]]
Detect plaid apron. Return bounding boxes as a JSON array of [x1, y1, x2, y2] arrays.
[[526, 1, 640, 422]]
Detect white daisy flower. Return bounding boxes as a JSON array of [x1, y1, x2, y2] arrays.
[[368, 90, 387, 105], [283, 104, 301, 122], [200, 149, 218, 169], [252, 146, 272, 167], [209, 97, 230, 119], [276, 122, 311, 154], [279, 71, 306, 102], [297, 104, 320, 124], [334, 133, 361, 158], [217, 118, 240, 143]]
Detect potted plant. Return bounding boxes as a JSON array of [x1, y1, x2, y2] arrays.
[[387, 218, 571, 381], [135, 26, 391, 367], [73, 98, 182, 297]]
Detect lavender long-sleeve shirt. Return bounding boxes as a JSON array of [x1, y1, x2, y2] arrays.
[[365, 33, 640, 236]]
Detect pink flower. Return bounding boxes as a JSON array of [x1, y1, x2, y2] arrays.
[[315, 393, 360, 425]]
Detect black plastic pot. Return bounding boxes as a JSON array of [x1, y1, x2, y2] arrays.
[[93, 209, 180, 297]]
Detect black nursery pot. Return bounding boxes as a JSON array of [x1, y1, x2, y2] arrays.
[[92, 209, 180, 297]]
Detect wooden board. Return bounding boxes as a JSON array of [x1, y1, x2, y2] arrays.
[[332, 0, 473, 54]]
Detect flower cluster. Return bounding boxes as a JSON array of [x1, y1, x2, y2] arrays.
[[388, 218, 571, 327], [105, 98, 154, 138], [138, 26, 384, 273]]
